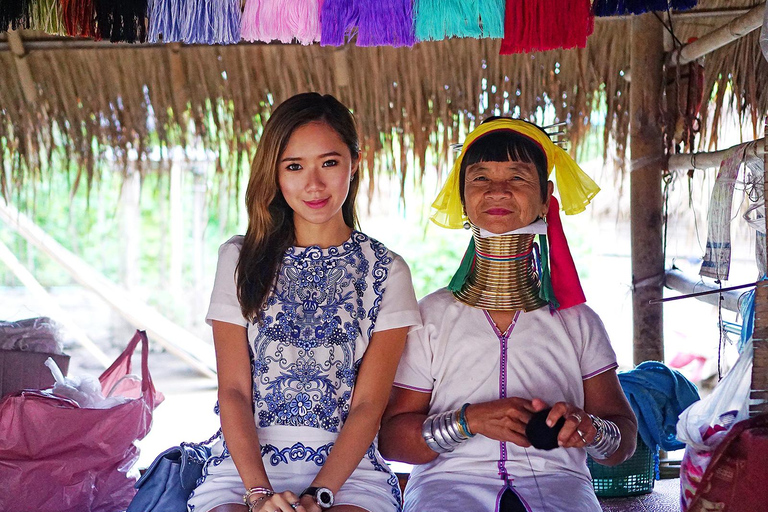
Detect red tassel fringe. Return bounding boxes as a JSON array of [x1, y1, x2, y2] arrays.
[[61, 0, 97, 38], [500, 0, 593, 55]]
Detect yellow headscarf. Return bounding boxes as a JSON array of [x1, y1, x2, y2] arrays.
[[430, 119, 600, 229]]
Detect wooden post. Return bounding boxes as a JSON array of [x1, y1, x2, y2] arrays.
[[630, 13, 665, 365], [751, 119, 768, 416]]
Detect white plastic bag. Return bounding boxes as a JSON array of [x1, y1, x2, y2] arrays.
[[676, 341, 753, 510]]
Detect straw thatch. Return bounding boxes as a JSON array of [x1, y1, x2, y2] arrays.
[[1, 1, 766, 200]]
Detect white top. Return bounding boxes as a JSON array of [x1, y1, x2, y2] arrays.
[[394, 288, 617, 484], [206, 231, 421, 433]]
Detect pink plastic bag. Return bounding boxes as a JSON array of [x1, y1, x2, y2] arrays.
[[0, 330, 163, 512]]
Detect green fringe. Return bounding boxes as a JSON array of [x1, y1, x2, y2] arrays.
[[448, 236, 476, 292], [29, 0, 65, 35], [538, 234, 559, 309]]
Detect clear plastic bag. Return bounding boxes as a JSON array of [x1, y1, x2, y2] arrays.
[[676, 341, 753, 511]]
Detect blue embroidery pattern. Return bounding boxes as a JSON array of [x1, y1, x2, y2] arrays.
[[251, 232, 392, 433], [366, 443, 403, 509], [260, 441, 334, 467]]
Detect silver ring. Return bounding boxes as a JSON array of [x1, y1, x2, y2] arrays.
[[291, 502, 301, 509], [577, 429, 587, 444], [570, 413, 583, 424]]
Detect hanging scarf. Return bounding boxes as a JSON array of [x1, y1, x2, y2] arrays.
[[414, 0, 503, 42], [241, 0, 321, 45]]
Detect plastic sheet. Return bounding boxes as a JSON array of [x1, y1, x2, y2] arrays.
[[0, 316, 63, 354]]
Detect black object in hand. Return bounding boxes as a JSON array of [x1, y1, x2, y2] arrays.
[[525, 408, 565, 450]]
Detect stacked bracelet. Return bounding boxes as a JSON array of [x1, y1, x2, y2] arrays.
[[422, 403, 475, 453], [585, 414, 621, 460], [244, 487, 274, 512]]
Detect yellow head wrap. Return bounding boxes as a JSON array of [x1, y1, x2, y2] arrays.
[[430, 119, 600, 229]]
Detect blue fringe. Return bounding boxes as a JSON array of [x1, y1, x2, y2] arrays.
[[478, 0, 504, 39], [594, 0, 698, 17], [149, 0, 240, 44]]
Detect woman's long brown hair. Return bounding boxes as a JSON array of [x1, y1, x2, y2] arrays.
[[236, 93, 360, 323]]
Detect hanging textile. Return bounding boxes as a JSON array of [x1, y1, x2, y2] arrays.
[[94, 0, 148, 43], [61, 0, 97, 37], [0, 0, 30, 31], [148, 0, 240, 44], [700, 146, 747, 281], [321, 0, 415, 47], [500, 0, 593, 54], [593, 0, 698, 17], [413, 0, 504, 42], [241, 0, 321, 45]]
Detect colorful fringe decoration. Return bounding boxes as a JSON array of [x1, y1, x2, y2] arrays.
[[414, 0, 504, 41], [320, 0, 357, 46], [61, 0, 97, 37], [357, 0, 414, 47], [241, 0, 321, 45], [321, 0, 414, 47], [0, 0, 31, 31], [593, 0, 698, 17], [94, 0, 148, 42], [147, 0, 183, 42], [147, 0, 240, 44], [500, 0, 593, 54], [180, 0, 241, 44], [27, 0, 66, 35]]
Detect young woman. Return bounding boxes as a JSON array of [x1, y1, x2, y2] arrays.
[[189, 93, 421, 512], [379, 118, 637, 511]]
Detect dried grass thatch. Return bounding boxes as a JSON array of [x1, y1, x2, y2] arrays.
[[1, 0, 766, 201]]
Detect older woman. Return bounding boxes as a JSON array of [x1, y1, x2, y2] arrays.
[[379, 118, 637, 512]]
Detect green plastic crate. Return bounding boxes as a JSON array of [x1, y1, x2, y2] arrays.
[[587, 435, 655, 498]]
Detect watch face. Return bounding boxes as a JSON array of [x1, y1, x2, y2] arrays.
[[317, 488, 333, 508]]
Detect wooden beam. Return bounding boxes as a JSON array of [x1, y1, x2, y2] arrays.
[[0, 239, 113, 368], [668, 137, 767, 170], [630, 13, 665, 365], [0, 201, 217, 379], [751, 119, 768, 416], [666, 3, 765, 67], [6, 30, 38, 105]]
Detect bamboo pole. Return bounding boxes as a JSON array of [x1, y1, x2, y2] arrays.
[[630, 13, 665, 365], [668, 137, 767, 171], [751, 119, 768, 416], [0, 201, 217, 379], [0, 239, 112, 368], [666, 3, 766, 68], [663, 268, 743, 313]]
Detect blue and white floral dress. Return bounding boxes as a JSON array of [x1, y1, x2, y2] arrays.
[[188, 232, 421, 512]]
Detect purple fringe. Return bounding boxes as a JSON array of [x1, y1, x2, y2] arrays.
[[320, 0, 357, 46], [357, 0, 415, 47]]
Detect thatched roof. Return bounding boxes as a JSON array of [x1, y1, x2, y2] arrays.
[[1, 1, 766, 200]]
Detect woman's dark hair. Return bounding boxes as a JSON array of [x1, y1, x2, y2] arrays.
[[237, 93, 360, 322], [458, 117, 549, 205]]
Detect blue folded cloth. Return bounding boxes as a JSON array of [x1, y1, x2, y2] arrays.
[[618, 361, 700, 452]]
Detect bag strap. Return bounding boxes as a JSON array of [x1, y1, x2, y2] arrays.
[[98, 330, 157, 406]]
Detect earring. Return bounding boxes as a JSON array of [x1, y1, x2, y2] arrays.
[[350, 175, 354, 182], [463, 221, 471, 230]]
